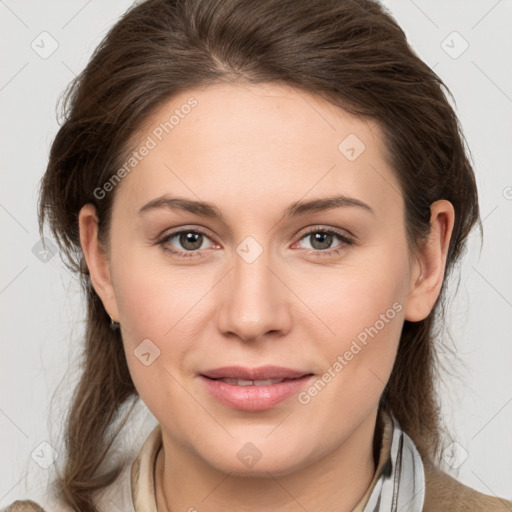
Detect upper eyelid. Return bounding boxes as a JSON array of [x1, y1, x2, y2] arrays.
[[159, 224, 217, 240], [295, 225, 355, 240]]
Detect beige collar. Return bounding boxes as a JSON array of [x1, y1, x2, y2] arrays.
[[130, 410, 394, 511]]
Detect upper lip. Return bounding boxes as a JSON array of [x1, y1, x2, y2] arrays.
[[200, 365, 312, 380]]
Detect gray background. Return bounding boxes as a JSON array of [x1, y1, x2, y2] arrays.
[[1, 0, 511, 506]]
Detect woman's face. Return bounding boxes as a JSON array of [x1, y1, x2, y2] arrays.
[[86, 82, 429, 475]]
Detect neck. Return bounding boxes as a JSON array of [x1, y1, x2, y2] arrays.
[[155, 410, 380, 512]]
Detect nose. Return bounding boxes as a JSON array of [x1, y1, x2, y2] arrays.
[[216, 245, 293, 343]]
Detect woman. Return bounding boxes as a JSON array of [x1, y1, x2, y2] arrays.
[[4, 0, 511, 510]]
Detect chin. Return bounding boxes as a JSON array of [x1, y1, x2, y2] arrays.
[[199, 441, 313, 477]]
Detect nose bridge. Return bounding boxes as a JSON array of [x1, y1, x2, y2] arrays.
[[216, 235, 291, 341]]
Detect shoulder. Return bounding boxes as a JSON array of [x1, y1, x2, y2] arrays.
[[1, 499, 75, 512], [2, 458, 134, 512], [423, 458, 512, 511], [1, 501, 48, 512]]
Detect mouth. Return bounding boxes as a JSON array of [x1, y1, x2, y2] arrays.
[[200, 365, 312, 381], [206, 377, 297, 386], [199, 366, 314, 411]]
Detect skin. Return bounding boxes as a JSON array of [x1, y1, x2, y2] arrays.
[[79, 82, 454, 512]]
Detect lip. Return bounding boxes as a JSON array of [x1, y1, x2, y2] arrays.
[[199, 366, 314, 411], [200, 365, 310, 380]]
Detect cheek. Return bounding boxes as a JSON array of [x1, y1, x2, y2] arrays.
[[299, 236, 408, 335], [112, 257, 204, 429], [110, 249, 217, 399], [111, 246, 203, 340], [300, 244, 409, 399]]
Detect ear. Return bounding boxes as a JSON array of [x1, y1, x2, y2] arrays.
[[404, 199, 455, 322], [78, 203, 120, 322]]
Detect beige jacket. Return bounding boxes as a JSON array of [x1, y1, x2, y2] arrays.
[[4, 412, 511, 511]]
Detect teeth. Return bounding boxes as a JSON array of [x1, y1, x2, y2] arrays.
[[235, 379, 253, 386], [253, 379, 285, 386], [218, 378, 285, 386]]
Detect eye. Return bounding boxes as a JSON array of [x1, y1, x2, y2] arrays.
[[157, 225, 354, 259], [294, 227, 354, 256], [157, 228, 216, 258]]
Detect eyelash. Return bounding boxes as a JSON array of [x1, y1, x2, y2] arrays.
[[156, 226, 354, 259]]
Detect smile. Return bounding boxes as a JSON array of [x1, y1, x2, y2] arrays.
[[199, 368, 314, 411]]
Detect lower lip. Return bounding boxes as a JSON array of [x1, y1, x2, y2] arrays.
[[200, 375, 314, 411]]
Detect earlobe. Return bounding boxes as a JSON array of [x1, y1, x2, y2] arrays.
[[404, 200, 455, 322], [78, 204, 119, 322]]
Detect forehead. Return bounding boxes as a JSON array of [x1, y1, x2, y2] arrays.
[[114, 82, 402, 219]]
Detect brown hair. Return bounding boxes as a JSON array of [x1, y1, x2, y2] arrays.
[[39, 0, 480, 509]]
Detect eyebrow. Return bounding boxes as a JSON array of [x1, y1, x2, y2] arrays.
[[138, 194, 374, 219]]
